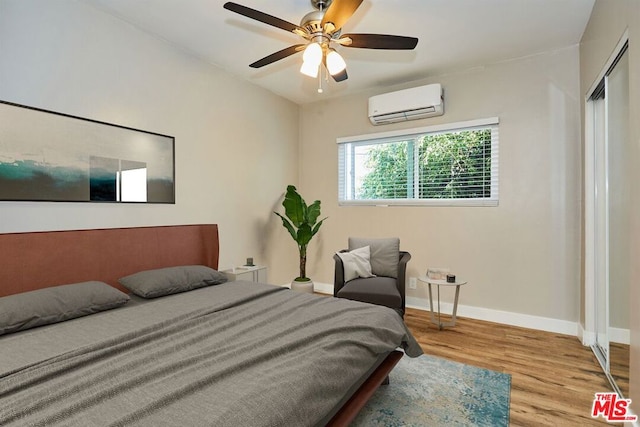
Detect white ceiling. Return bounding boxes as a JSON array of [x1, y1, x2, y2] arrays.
[[82, 0, 595, 105]]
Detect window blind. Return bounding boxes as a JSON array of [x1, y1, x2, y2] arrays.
[[337, 118, 499, 206]]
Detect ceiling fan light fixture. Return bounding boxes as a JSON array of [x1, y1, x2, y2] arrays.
[[326, 49, 346, 75], [302, 42, 323, 65], [300, 60, 320, 78]]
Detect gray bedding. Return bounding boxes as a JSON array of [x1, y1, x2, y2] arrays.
[[0, 282, 422, 426]]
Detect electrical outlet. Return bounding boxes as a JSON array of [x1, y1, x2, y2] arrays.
[[409, 277, 417, 289]]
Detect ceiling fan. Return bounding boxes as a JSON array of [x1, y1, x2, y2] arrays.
[[223, 0, 418, 89]]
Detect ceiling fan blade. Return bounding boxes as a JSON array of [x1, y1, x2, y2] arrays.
[[224, 2, 300, 33], [249, 45, 305, 68], [341, 33, 419, 50], [321, 0, 364, 32]]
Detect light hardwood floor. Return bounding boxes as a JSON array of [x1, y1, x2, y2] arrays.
[[403, 307, 621, 426], [611, 342, 630, 397]]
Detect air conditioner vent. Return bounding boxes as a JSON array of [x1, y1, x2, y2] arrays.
[[368, 84, 444, 125]]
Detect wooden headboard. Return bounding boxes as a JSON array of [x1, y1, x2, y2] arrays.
[[0, 224, 219, 297]]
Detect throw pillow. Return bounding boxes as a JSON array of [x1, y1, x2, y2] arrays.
[[336, 246, 375, 282]]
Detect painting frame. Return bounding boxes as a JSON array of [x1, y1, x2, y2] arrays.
[[0, 100, 175, 204]]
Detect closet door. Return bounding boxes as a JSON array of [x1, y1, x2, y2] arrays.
[[591, 93, 608, 371], [587, 42, 629, 397], [605, 48, 629, 397]]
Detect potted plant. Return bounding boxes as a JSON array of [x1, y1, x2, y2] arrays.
[[274, 185, 327, 292]]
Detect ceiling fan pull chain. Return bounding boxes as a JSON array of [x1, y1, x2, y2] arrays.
[[318, 67, 324, 93]]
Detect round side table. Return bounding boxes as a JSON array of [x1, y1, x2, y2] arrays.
[[418, 277, 468, 330]]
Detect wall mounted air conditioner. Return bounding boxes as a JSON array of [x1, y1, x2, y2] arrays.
[[368, 83, 444, 125]]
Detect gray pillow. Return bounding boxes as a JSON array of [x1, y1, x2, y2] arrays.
[[349, 237, 400, 278], [118, 265, 228, 299], [0, 281, 130, 336]]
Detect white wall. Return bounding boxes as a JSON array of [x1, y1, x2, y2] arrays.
[[300, 46, 582, 330], [0, 0, 299, 280]]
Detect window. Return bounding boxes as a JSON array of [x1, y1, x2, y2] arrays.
[[337, 117, 499, 206]]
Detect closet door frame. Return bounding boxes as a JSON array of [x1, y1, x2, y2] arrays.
[[583, 30, 628, 396]]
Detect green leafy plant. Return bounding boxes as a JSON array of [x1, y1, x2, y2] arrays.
[[274, 185, 327, 281], [359, 129, 492, 200]]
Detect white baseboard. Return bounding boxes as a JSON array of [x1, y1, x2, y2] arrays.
[[580, 323, 596, 346], [405, 296, 579, 336], [313, 282, 334, 295], [578, 318, 630, 346], [309, 282, 579, 339], [609, 326, 630, 345], [304, 282, 632, 343]]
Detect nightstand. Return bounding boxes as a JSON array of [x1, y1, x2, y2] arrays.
[[222, 265, 267, 283]]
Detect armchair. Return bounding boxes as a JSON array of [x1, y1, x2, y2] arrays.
[[333, 237, 411, 318]]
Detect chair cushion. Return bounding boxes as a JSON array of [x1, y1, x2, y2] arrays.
[[336, 246, 375, 282], [349, 237, 400, 278], [336, 276, 402, 309]]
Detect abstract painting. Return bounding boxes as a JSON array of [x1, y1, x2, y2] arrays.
[[0, 100, 174, 203]]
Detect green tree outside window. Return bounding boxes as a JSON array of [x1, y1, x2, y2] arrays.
[[357, 129, 491, 200]]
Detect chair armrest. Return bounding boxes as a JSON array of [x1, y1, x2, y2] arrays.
[[333, 250, 348, 296], [398, 251, 411, 274], [397, 251, 411, 315]]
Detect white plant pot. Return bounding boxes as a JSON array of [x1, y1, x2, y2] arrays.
[[291, 279, 314, 293]]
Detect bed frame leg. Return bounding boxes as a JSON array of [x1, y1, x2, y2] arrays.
[[382, 376, 390, 385]]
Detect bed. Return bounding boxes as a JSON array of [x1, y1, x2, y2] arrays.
[[0, 224, 422, 426]]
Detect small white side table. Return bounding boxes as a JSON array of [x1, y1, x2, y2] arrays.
[[418, 277, 468, 330], [222, 265, 267, 283]]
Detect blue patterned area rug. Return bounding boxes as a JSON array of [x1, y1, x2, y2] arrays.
[[351, 354, 511, 427]]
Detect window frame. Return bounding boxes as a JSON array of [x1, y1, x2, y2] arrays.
[[337, 117, 499, 207]]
